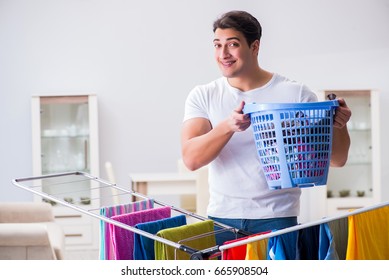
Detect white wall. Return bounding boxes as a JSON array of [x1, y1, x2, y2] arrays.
[[1, 0, 389, 202]]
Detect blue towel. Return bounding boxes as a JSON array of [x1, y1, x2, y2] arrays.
[[319, 223, 339, 260], [133, 215, 187, 260], [267, 230, 298, 260]]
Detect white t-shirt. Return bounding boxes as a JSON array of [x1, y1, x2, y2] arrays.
[[183, 73, 318, 219]]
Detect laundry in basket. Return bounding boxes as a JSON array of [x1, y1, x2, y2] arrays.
[[243, 100, 339, 189]]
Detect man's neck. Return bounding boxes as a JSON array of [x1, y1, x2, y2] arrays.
[[227, 68, 273, 92]]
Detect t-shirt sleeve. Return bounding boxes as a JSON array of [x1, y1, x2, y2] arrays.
[[182, 86, 209, 122], [300, 84, 319, 103]]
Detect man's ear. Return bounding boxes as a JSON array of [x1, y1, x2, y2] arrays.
[[251, 40, 260, 56]]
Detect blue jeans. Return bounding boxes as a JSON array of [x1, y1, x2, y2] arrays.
[[209, 216, 298, 246]]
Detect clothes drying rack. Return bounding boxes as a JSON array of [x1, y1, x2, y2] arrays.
[[12, 171, 389, 260], [12, 171, 249, 260]]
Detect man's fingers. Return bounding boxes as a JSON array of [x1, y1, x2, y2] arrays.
[[234, 101, 245, 113]]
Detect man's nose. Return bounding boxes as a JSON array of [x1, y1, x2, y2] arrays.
[[220, 45, 231, 59]]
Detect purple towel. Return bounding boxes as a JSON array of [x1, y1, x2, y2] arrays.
[[99, 199, 154, 260], [109, 206, 171, 260]]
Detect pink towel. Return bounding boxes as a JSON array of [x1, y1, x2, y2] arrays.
[[109, 206, 171, 260]]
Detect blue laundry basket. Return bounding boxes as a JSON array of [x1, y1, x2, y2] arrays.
[[243, 100, 339, 189]]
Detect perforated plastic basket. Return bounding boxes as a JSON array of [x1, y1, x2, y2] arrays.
[[243, 100, 339, 189]]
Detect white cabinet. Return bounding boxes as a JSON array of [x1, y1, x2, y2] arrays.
[[319, 90, 381, 216], [31, 94, 100, 257]]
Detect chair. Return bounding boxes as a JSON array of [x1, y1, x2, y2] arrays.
[[105, 161, 120, 205], [177, 159, 209, 217], [0, 202, 65, 260]]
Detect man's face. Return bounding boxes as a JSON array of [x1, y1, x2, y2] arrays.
[[213, 28, 257, 78]]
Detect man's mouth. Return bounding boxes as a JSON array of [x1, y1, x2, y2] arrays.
[[221, 60, 235, 67]]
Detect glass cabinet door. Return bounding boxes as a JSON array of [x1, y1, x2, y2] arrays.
[[40, 96, 90, 174], [324, 90, 376, 199]]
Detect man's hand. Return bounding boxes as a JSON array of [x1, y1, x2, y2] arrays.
[[228, 101, 251, 132], [334, 98, 352, 129], [330, 97, 351, 167]]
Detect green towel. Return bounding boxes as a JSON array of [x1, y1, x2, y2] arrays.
[[155, 220, 216, 260]]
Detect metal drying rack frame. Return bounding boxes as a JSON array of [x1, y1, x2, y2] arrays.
[[12, 171, 248, 260]]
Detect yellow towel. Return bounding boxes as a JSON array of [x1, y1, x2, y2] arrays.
[[155, 220, 216, 260], [245, 239, 268, 260], [346, 205, 389, 260]]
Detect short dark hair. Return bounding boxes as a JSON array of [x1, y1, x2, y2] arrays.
[[213, 10, 262, 47]]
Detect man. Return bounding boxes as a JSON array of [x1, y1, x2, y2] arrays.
[[181, 11, 351, 241]]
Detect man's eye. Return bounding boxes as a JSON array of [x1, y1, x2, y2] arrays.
[[214, 44, 221, 48], [229, 42, 239, 47]]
